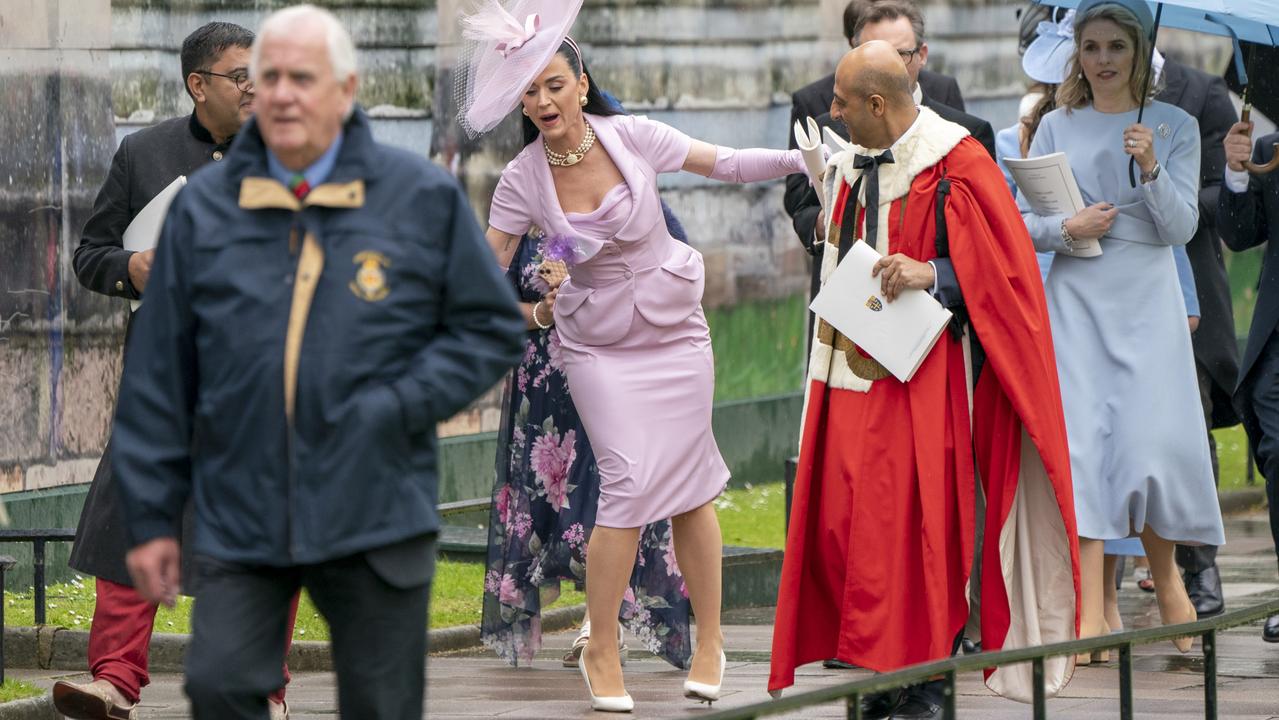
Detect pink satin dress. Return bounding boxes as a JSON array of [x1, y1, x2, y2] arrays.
[[488, 114, 730, 528]]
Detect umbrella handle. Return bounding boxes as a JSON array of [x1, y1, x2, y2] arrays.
[[1241, 105, 1279, 175]]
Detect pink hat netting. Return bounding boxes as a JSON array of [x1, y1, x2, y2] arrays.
[[453, 0, 585, 139]]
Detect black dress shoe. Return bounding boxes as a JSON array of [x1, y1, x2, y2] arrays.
[[960, 637, 981, 654], [823, 658, 857, 669], [892, 681, 944, 719], [858, 689, 901, 720], [1263, 614, 1279, 643], [1183, 565, 1225, 618]]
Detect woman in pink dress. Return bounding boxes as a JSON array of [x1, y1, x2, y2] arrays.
[[456, 2, 810, 712]]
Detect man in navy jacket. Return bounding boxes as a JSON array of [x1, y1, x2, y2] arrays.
[[112, 7, 524, 718], [59, 22, 304, 720]]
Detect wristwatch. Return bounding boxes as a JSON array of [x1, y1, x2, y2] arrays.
[[1139, 162, 1162, 185]]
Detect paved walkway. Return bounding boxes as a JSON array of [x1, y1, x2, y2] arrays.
[[17, 512, 1279, 718]]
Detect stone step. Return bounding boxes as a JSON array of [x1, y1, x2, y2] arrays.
[[438, 526, 783, 610]]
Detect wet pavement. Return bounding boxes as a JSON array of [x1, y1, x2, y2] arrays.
[[17, 512, 1279, 718]]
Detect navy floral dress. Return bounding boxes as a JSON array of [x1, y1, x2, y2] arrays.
[[481, 232, 693, 669]]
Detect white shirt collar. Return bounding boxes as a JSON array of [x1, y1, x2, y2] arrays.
[[911, 83, 923, 105]]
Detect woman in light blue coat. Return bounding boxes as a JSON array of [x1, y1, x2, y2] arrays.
[[1017, 0, 1225, 660]]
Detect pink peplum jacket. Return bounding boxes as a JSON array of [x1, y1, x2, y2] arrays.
[[487, 113, 705, 347]]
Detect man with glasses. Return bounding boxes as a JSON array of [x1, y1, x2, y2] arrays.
[[787, 0, 966, 312], [59, 21, 296, 720], [851, 0, 995, 162], [785, 0, 995, 342]]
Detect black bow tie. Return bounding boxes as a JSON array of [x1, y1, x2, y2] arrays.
[[839, 150, 895, 262], [852, 150, 895, 171]]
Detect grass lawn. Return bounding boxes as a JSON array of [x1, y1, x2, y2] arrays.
[[1213, 424, 1263, 492], [707, 294, 807, 401], [0, 679, 44, 703], [2, 484, 781, 639], [3, 563, 586, 642], [716, 482, 787, 549]]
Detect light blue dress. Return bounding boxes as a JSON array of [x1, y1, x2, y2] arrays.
[[1001, 122, 1199, 307], [1019, 102, 1225, 546], [1106, 248, 1196, 558]]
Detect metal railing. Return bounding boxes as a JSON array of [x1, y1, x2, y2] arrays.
[[704, 598, 1279, 720], [0, 555, 15, 684], [0, 529, 78, 626]]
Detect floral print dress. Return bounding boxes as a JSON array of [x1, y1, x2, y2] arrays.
[[480, 233, 693, 668]]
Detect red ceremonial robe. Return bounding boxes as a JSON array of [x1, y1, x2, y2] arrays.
[[768, 109, 1080, 702]]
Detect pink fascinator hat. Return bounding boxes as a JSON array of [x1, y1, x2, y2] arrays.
[[453, 0, 585, 138]]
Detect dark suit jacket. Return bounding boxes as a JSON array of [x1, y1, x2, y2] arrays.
[[74, 114, 232, 301], [1158, 59, 1241, 428], [68, 113, 230, 587], [784, 104, 996, 304], [1218, 133, 1279, 466], [1219, 133, 1279, 388]]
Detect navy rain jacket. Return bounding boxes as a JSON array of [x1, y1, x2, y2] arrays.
[[112, 108, 525, 566]]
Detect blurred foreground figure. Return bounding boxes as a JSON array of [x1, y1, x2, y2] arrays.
[[58, 21, 300, 720], [110, 5, 523, 719]]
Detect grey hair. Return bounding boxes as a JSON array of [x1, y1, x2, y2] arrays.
[[250, 4, 359, 83]]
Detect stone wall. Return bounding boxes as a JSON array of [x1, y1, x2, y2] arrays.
[[0, 0, 1237, 497], [0, 0, 117, 495]]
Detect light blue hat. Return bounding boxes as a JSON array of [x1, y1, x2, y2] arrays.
[[1022, 10, 1076, 84], [1074, 0, 1156, 38]]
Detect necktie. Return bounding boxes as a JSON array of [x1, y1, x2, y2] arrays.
[[838, 150, 895, 263], [288, 173, 311, 200]]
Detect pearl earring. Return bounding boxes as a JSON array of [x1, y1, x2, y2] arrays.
[[579, 95, 588, 107]]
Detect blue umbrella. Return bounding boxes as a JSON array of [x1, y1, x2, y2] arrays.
[[1039, 0, 1279, 175]]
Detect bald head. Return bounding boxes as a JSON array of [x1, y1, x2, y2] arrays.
[[835, 41, 913, 106], [829, 40, 918, 150]]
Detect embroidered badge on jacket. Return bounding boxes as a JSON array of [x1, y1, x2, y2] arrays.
[[865, 295, 883, 312], [350, 251, 391, 301]]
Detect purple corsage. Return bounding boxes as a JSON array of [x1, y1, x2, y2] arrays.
[[531, 234, 580, 293]]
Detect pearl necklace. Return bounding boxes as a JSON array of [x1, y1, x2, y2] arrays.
[[544, 122, 595, 167]]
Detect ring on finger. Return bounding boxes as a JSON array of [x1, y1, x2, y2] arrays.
[[1125, 139, 1137, 148]]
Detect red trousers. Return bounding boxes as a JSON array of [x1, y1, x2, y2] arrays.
[[89, 578, 299, 704]]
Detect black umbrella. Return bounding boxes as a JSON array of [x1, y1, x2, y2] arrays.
[[1223, 43, 1279, 173], [1224, 42, 1279, 119]]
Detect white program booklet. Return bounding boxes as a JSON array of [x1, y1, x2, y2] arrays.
[[1003, 152, 1100, 258], [823, 125, 852, 153], [809, 241, 953, 383], [792, 117, 829, 211], [122, 175, 186, 310]]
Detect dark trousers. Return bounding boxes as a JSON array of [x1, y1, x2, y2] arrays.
[[1175, 362, 1221, 573], [1243, 335, 1279, 574], [185, 540, 435, 720]]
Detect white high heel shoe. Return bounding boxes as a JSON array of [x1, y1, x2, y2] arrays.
[[683, 649, 726, 704], [564, 621, 629, 667], [579, 645, 634, 713]]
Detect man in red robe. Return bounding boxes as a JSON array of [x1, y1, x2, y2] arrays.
[[769, 42, 1081, 718]]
